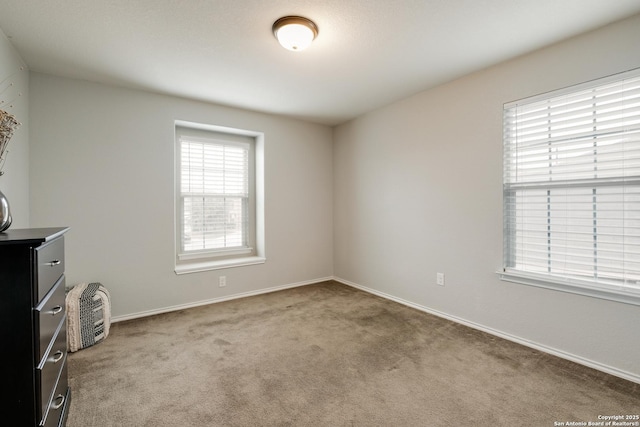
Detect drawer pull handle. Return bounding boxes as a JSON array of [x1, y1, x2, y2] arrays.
[[51, 394, 65, 410], [51, 306, 63, 315], [51, 350, 64, 363], [46, 259, 61, 266]]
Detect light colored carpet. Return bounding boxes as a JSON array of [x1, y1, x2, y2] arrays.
[[67, 281, 639, 426]]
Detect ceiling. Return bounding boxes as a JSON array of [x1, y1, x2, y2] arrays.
[[1, 0, 640, 126]]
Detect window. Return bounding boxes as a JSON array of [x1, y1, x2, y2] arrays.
[[501, 68, 640, 305], [175, 122, 265, 274]]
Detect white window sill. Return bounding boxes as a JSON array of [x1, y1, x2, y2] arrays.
[[175, 256, 266, 275], [497, 269, 640, 306]]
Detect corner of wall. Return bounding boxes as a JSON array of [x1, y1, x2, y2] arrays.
[[0, 27, 29, 228]]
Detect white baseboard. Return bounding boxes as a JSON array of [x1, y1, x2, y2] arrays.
[[111, 276, 333, 323], [333, 276, 640, 385]]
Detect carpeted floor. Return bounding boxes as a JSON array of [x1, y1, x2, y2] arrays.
[[67, 281, 639, 426]]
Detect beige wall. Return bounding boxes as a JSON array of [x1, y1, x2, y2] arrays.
[[0, 29, 28, 227], [29, 73, 334, 319], [333, 14, 640, 379]]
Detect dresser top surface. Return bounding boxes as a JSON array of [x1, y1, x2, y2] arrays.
[[0, 227, 69, 245]]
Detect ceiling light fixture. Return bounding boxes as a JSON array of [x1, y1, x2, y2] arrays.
[[272, 16, 318, 52]]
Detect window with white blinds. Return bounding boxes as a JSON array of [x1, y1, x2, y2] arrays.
[[176, 126, 255, 260], [502, 68, 640, 305]]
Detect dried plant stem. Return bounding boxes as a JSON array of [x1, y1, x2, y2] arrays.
[[0, 109, 20, 175]]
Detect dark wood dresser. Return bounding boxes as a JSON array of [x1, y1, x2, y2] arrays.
[[0, 227, 71, 427]]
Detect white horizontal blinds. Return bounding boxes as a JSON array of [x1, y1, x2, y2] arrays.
[[180, 136, 249, 253], [504, 69, 640, 293]]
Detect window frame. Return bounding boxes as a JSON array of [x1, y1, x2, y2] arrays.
[[174, 120, 265, 274], [499, 68, 640, 306]]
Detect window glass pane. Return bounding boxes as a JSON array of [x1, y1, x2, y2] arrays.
[[179, 136, 250, 253], [503, 69, 640, 297], [182, 196, 248, 251]]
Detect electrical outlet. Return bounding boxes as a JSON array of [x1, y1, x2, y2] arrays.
[[219, 276, 227, 287], [436, 273, 445, 286]]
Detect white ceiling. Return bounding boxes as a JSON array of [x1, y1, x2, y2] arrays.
[[1, 0, 640, 126]]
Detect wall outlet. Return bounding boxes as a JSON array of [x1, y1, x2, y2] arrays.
[[219, 276, 227, 287], [436, 273, 445, 286]]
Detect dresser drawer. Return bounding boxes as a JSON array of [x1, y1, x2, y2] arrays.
[[42, 363, 69, 427], [35, 275, 66, 363], [36, 237, 65, 302], [37, 321, 67, 423]]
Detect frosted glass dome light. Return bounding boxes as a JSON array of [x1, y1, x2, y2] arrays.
[[273, 16, 318, 51]]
